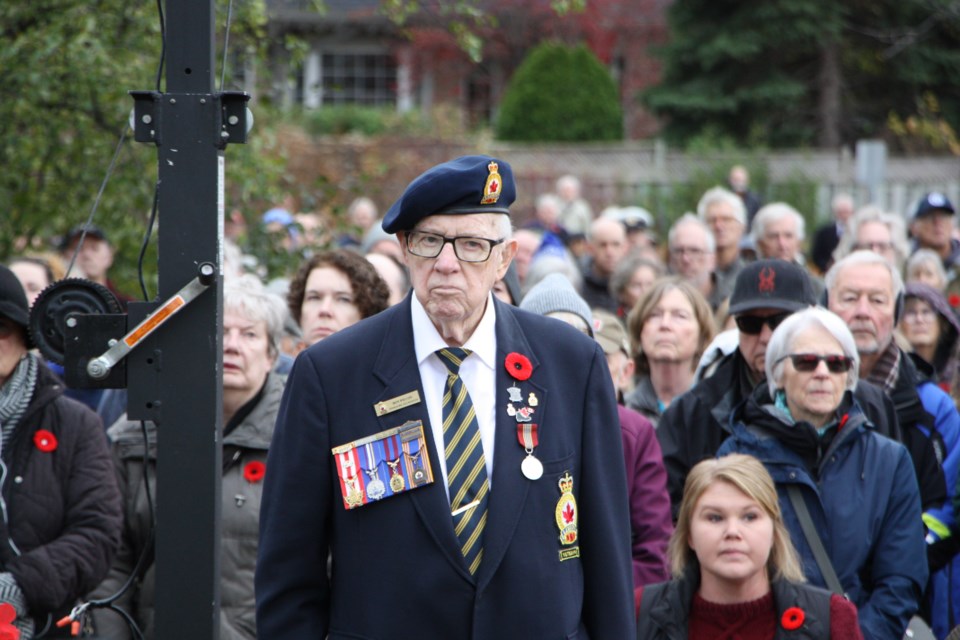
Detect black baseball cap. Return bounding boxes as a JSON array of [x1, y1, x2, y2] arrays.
[[914, 192, 955, 220], [727, 259, 816, 316], [59, 225, 109, 251]]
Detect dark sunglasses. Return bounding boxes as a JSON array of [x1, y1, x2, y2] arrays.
[[777, 353, 854, 373], [735, 313, 790, 335]]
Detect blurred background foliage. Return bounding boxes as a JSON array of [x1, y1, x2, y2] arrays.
[[1, 0, 956, 289]]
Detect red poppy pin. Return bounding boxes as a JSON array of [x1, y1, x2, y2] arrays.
[[781, 606, 805, 631], [33, 429, 57, 453], [950, 294, 960, 308], [0, 602, 18, 640], [243, 461, 266, 483], [505, 352, 533, 381]]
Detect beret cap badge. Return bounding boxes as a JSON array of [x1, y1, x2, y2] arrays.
[[481, 161, 502, 205]]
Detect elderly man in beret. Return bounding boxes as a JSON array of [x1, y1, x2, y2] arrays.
[[256, 156, 635, 638]]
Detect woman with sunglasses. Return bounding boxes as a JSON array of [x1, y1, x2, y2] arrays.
[[717, 307, 927, 639]]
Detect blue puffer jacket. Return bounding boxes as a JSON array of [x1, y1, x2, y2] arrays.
[[718, 388, 928, 640], [915, 378, 960, 639]]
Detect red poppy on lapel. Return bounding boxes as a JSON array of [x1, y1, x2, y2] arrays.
[[505, 352, 533, 381], [33, 429, 57, 453], [243, 461, 266, 483], [781, 606, 805, 630]]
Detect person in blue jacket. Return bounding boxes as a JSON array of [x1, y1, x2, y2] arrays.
[[825, 250, 960, 637], [718, 307, 927, 639], [255, 155, 635, 639]]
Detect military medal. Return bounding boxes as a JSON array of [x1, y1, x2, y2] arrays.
[[517, 423, 542, 480], [384, 434, 406, 493], [404, 433, 429, 486], [521, 455, 543, 481], [363, 442, 386, 500], [345, 479, 364, 507], [335, 449, 368, 510], [332, 420, 434, 509], [388, 459, 405, 492]]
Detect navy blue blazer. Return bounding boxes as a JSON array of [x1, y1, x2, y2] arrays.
[[256, 295, 635, 639]]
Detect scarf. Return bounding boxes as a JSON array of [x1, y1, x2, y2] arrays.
[[0, 354, 38, 456], [863, 340, 900, 394]]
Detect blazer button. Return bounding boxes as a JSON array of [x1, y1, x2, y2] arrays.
[[788, 472, 796, 480], [13, 477, 22, 484]]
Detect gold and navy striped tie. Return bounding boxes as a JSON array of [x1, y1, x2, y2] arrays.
[[436, 347, 488, 575]]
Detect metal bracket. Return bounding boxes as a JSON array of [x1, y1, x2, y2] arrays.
[[216, 91, 251, 148], [86, 262, 217, 380], [130, 90, 163, 144]]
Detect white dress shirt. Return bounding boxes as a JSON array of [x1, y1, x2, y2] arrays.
[[411, 293, 498, 501]]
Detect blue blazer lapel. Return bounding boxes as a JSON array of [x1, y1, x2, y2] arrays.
[[371, 297, 472, 582], [476, 301, 545, 590]]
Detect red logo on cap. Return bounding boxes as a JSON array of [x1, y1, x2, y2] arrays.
[[758, 267, 776, 293]]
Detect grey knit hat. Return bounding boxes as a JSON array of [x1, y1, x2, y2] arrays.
[[519, 272, 593, 336]]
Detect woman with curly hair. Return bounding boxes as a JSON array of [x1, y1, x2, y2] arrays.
[[287, 249, 390, 346]]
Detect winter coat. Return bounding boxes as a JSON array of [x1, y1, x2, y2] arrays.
[[636, 565, 860, 640], [89, 372, 284, 639], [911, 369, 960, 639], [717, 389, 927, 640], [624, 375, 663, 429], [656, 349, 904, 519], [0, 360, 122, 635], [618, 405, 671, 587]]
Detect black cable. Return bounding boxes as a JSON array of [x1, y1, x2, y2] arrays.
[[154, 0, 166, 92], [64, 127, 129, 280], [104, 602, 146, 640], [137, 183, 161, 301], [219, 0, 236, 92], [81, 421, 156, 638]]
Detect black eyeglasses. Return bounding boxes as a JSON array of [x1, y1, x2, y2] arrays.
[[776, 353, 854, 373], [735, 313, 790, 335], [853, 241, 894, 253], [405, 230, 505, 263]]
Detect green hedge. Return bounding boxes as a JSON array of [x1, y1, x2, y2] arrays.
[[497, 43, 622, 142]]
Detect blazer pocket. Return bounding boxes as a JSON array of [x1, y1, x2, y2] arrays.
[[540, 451, 575, 475]]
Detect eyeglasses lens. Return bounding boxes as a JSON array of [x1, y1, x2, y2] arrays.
[[790, 354, 852, 373], [735, 313, 789, 335]]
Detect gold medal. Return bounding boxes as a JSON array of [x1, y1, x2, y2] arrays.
[[346, 483, 364, 507], [387, 457, 406, 492]]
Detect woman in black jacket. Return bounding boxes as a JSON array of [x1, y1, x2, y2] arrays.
[[0, 265, 122, 637], [636, 454, 861, 639]]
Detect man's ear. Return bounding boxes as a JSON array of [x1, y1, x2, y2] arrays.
[[497, 238, 518, 279], [396, 232, 409, 267]]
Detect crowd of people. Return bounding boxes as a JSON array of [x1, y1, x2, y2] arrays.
[[1, 155, 960, 639]]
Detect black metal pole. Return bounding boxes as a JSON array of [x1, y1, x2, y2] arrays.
[[150, 0, 222, 637]]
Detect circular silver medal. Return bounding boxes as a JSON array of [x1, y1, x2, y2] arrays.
[[521, 454, 543, 480], [366, 478, 386, 500]]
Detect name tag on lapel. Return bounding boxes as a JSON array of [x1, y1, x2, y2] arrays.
[[373, 390, 421, 416], [332, 420, 434, 510]]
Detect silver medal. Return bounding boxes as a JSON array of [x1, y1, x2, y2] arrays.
[[366, 478, 386, 500], [521, 454, 543, 480]]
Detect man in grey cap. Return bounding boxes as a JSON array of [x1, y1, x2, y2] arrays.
[[656, 259, 901, 515], [257, 155, 634, 639]]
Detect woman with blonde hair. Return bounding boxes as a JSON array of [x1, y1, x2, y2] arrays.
[[636, 454, 862, 639], [625, 277, 714, 426]]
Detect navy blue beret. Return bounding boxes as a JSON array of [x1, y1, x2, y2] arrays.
[[382, 155, 516, 234]]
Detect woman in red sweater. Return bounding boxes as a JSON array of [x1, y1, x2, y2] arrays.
[[636, 454, 862, 639]]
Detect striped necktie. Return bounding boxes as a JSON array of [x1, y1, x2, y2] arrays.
[[436, 347, 489, 575]]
